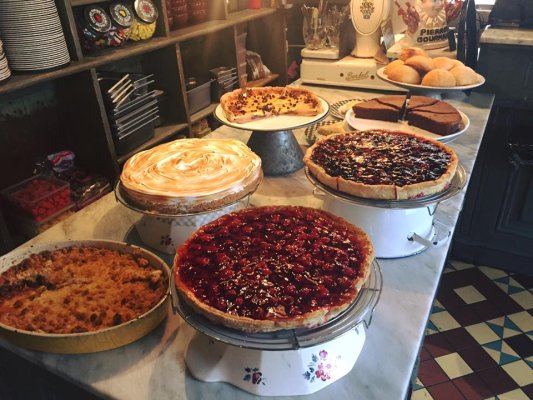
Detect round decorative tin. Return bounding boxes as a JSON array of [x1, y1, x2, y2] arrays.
[[84, 5, 112, 34], [134, 0, 158, 24], [109, 1, 134, 28]]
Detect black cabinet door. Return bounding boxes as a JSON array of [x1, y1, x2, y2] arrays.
[[453, 106, 533, 275]]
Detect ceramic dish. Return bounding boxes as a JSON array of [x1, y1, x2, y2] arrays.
[[0, 240, 171, 353], [376, 67, 485, 95], [329, 98, 366, 119], [345, 108, 470, 143]]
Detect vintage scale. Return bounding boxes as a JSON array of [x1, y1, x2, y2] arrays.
[[172, 261, 382, 396], [301, 0, 402, 90]]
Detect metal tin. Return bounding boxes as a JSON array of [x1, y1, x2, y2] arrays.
[[84, 5, 112, 34], [109, 1, 134, 28], [134, 0, 159, 24], [0, 240, 171, 354]]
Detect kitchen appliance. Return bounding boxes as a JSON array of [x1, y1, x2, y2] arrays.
[[306, 165, 467, 258], [300, 0, 403, 91], [175, 260, 382, 396]]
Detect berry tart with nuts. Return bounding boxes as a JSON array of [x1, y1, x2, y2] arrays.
[[174, 206, 374, 333], [304, 129, 458, 200]]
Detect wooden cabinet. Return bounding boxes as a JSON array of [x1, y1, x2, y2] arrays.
[[452, 31, 533, 276], [0, 2, 288, 253]]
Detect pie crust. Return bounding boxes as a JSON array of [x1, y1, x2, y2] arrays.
[[174, 206, 374, 333], [220, 86, 324, 123], [304, 129, 458, 200]]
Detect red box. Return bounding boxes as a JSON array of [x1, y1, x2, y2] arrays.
[[2, 174, 73, 222]]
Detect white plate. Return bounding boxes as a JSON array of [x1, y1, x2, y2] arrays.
[[214, 97, 330, 131], [345, 108, 470, 143], [376, 67, 486, 93], [329, 98, 366, 120]]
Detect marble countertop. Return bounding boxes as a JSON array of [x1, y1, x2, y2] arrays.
[[0, 84, 494, 400], [480, 25, 533, 46]]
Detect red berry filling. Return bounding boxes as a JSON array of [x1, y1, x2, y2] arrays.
[[177, 207, 366, 321]]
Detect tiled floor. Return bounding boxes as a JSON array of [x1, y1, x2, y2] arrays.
[[412, 261, 533, 400]]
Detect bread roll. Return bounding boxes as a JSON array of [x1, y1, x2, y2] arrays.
[[384, 59, 404, 74], [399, 47, 428, 61], [450, 66, 479, 86], [387, 65, 421, 84], [452, 59, 465, 68], [404, 55, 434, 75], [431, 57, 456, 71], [421, 69, 456, 87]]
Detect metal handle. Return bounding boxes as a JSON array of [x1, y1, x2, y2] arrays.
[[407, 221, 451, 248]]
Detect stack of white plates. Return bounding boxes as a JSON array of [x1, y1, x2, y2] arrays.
[[0, 39, 11, 82], [0, 0, 70, 72]]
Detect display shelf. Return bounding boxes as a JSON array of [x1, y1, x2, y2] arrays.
[[190, 103, 218, 124], [70, 0, 108, 6], [116, 122, 189, 164], [245, 73, 280, 88]]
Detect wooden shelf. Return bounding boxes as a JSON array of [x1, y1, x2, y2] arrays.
[[116, 122, 188, 164], [245, 73, 280, 88], [190, 103, 218, 124], [70, 0, 107, 6], [0, 9, 278, 97]]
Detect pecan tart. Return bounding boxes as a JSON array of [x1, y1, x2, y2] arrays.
[[174, 206, 374, 333], [220, 86, 323, 123], [304, 129, 458, 200]]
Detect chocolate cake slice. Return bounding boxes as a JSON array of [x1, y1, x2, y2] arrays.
[[376, 95, 407, 110], [408, 110, 463, 135], [406, 96, 439, 110], [352, 99, 400, 122], [412, 101, 459, 114]]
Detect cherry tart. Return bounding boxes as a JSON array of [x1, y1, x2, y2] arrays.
[[174, 206, 374, 333], [304, 129, 458, 200]]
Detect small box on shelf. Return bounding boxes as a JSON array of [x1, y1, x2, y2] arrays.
[[186, 80, 212, 114], [1, 174, 73, 223]]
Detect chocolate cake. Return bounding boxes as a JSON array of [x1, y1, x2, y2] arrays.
[[352, 98, 400, 122], [350, 95, 463, 136]]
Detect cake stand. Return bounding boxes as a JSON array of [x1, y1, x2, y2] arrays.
[[172, 260, 382, 396], [213, 98, 329, 176], [376, 67, 486, 99], [114, 182, 254, 254], [306, 165, 467, 258]]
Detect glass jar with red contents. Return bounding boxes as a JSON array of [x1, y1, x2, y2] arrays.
[[188, 0, 207, 24], [107, 1, 134, 47], [79, 5, 112, 52], [168, 0, 189, 29]]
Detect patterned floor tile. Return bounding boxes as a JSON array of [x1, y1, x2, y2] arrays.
[[430, 311, 461, 332], [411, 387, 434, 400], [510, 290, 533, 310], [418, 359, 449, 387], [482, 340, 521, 365], [478, 266, 508, 280], [496, 388, 530, 400], [466, 323, 501, 345], [454, 285, 487, 304], [505, 334, 533, 358], [450, 260, 475, 271], [486, 316, 522, 339], [501, 360, 533, 387], [441, 327, 478, 351], [458, 345, 498, 371], [426, 381, 466, 400], [414, 262, 532, 400], [435, 353, 473, 380], [477, 366, 519, 395], [508, 311, 533, 333], [424, 333, 454, 358], [452, 373, 493, 400]]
